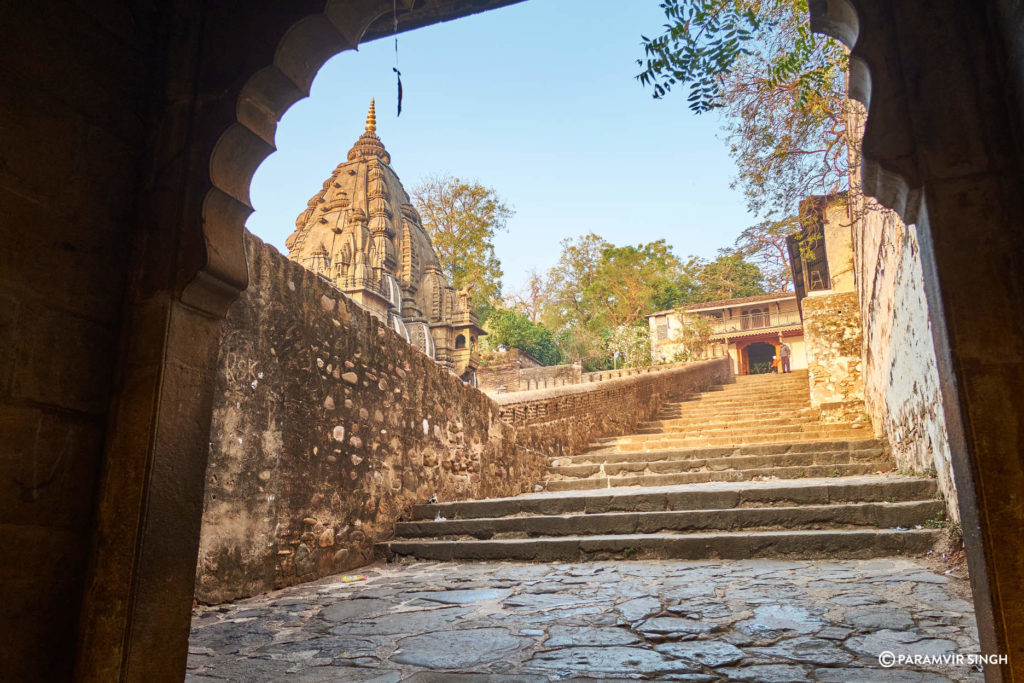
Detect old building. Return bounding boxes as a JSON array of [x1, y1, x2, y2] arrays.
[[647, 293, 806, 375], [285, 101, 483, 382]]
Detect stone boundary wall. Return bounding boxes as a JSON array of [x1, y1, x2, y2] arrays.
[[196, 237, 732, 605], [802, 291, 866, 422], [855, 203, 958, 521], [517, 364, 582, 391], [196, 234, 548, 604], [477, 352, 581, 394], [494, 358, 732, 460]]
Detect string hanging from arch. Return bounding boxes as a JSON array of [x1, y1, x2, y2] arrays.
[[393, 0, 403, 116]]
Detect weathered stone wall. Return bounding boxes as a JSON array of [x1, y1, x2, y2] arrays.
[[197, 237, 730, 604], [855, 203, 957, 521], [494, 358, 732, 460], [517, 364, 582, 391], [802, 291, 865, 421], [477, 350, 582, 394], [196, 234, 547, 603]]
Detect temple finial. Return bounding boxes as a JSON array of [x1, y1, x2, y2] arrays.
[[365, 99, 377, 133]]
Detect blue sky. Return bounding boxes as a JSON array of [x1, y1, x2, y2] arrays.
[[246, 0, 758, 296]]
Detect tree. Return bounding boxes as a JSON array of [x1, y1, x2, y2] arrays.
[[733, 217, 799, 291], [505, 269, 547, 324], [482, 308, 563, 366], [693, 251, 768, 301], [587, 241, 696, 329], [638, 0, 849, 279], [607, 323, 653, 369], [667, 314, 715, 362], [411, 174, 513, 313]]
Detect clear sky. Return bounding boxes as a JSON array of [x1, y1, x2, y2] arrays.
[[246, 0, 759, 296]]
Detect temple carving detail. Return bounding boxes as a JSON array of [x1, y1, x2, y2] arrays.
[[284, 100, 484, 382]]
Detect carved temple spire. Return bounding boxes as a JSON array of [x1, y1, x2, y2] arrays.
[[348, 98, 390, 163], [365, 98, 377, 132]]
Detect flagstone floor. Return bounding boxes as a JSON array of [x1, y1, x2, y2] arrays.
[[188, 558, 983, 682]]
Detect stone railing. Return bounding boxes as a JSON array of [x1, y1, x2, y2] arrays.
[[496, 358, 732, 460]]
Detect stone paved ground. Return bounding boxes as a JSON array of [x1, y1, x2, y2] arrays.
[[188, 558, 982, 682]]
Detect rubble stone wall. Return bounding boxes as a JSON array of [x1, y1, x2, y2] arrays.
[[477, 351, 581, 394], [802, 291, 866, 422], [494, 358, 732, 460], [196, 234, 546, 604], [855, 204, 958, 521], [196, 235, 730, 604]]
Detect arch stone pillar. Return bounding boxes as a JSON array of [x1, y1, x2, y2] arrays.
[[810, 1, 1024, 678], [67, 1, 525, 681]]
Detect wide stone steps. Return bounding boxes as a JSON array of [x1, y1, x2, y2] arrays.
[[543, 460, 890, 492], [561, 439, 886, 466], [638, 413, 821, 432], [393, 501, 941, 540], [588, 431, 873, 452], [547, 448, 887, 480], [379, 476, 941, 562], [598, 423, 868, 443], [380, 372, 941, 564], [382, 529, 938, 562]]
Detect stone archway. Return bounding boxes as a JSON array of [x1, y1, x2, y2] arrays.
[[69, 2, 527, 680], [810, 0, 1024, 676], [4, 0, 1011, 679]]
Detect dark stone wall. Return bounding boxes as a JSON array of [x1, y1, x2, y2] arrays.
[[0, 3, 151, 679], [197, 234, 546, 603]]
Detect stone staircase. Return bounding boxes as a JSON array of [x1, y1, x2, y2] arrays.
[[380, 370, 942, 562]]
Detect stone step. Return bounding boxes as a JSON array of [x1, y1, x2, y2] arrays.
[[676, 397, 811, 407], [548, 450, 888, 480], [564, 439, 885, 466], [409, 476, 935, 520], [590, 431, 874, 452], [624, 422, 864, 440], [658, 406, 815, 418], [379, 528, 941, 562], [543, 461, 892, 492], [639, 414, 821, 432], [393, 500, 942, 540], [593, 436, 872, 450]]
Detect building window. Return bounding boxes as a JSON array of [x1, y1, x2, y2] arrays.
[[455, 334, 466, 349], [656, 322, 669, 340]]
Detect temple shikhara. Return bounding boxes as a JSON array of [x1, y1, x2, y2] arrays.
[[285, 100, 484, 384]]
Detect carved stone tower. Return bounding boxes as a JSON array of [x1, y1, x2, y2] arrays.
[[285, 100, 484, 382]]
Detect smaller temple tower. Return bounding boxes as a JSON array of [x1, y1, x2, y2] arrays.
[[284, 100, 484, 383]]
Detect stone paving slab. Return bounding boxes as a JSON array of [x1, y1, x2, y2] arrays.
[[189, 558, 984, 681]]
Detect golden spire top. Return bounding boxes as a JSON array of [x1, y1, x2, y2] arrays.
[[365, 99, 377, 133]]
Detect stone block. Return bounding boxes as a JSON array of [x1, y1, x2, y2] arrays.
[[10, 302, 117, 414]]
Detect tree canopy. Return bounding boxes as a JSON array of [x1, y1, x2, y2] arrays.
[[638, 0, 849, 285], [411, 174, 513, 314], [482, 308, 563, 366], [498, 233, 766, 370]]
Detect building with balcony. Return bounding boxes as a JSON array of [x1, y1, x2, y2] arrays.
[[646, 293, 807, 375]]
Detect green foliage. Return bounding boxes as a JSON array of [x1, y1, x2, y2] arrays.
[[538, 234, 698, 366], [529, 233, 766, 368], [637, 0, 760, 112], [607, 323, 654, 369], [639, 0, 850, 231], [692, 251, 768, 300], [412, 174, 513, 314], [666, 314, 715, 362], [482, 308, 563, 366]]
